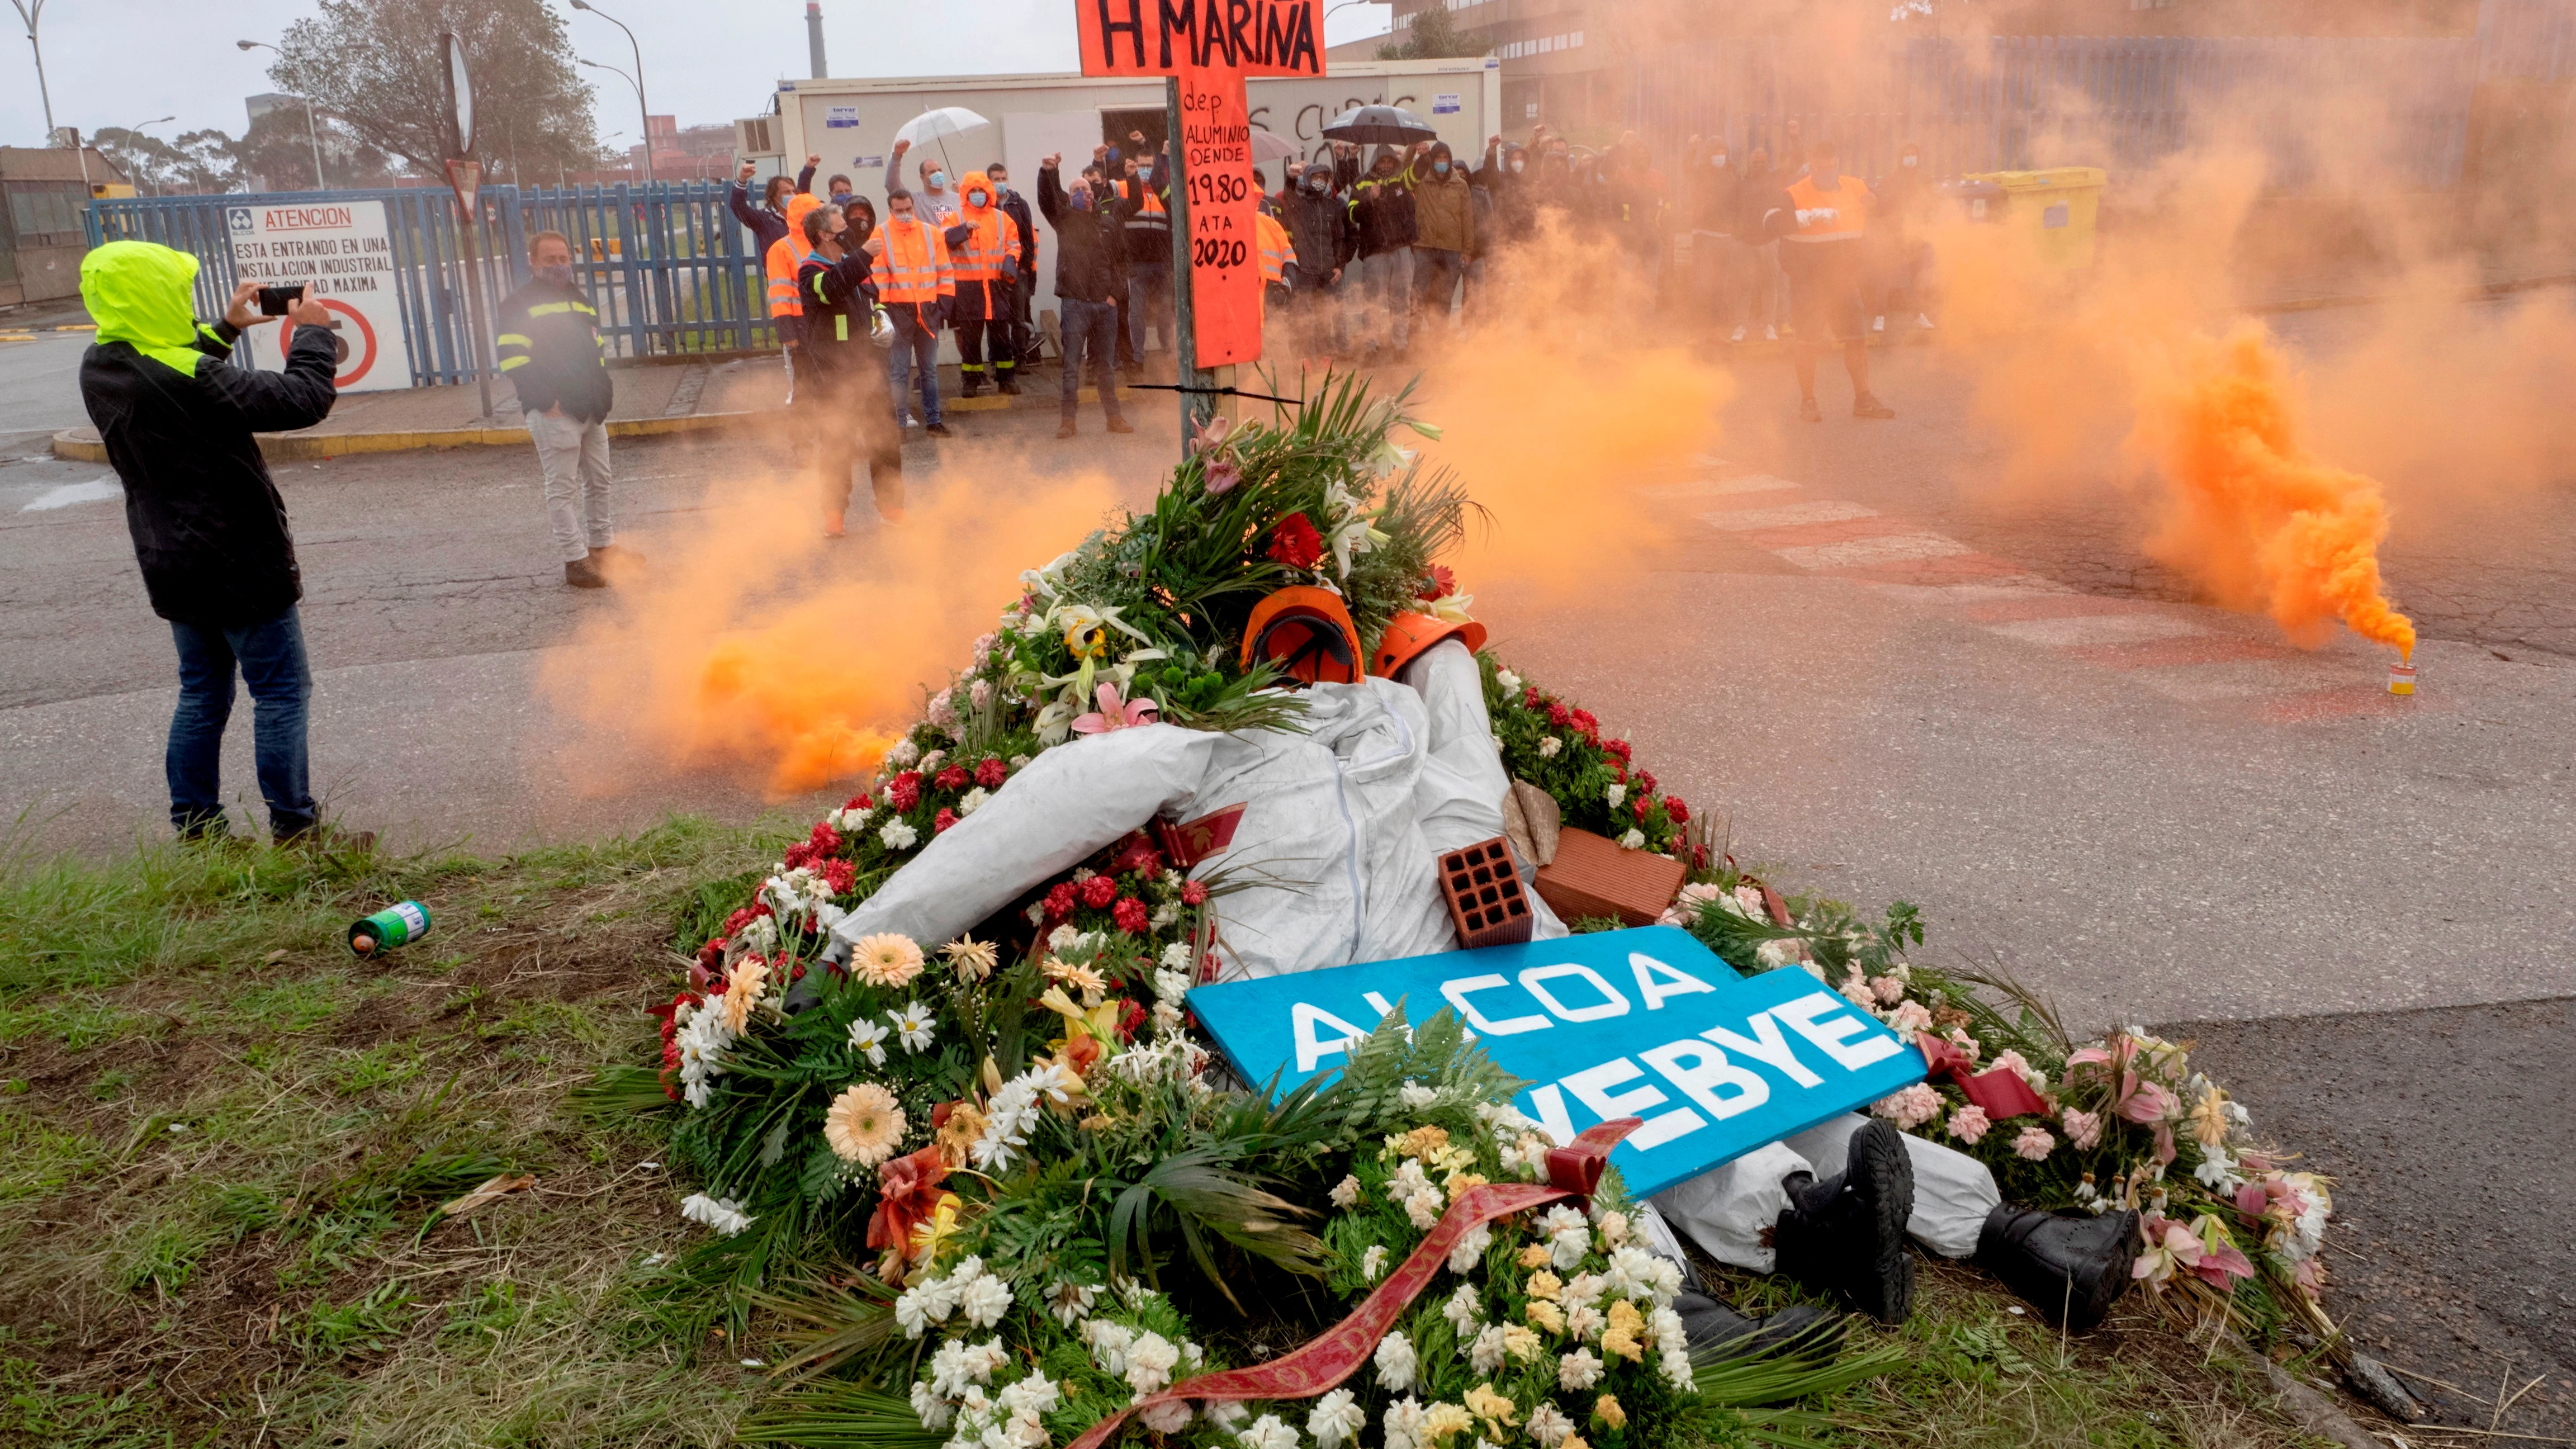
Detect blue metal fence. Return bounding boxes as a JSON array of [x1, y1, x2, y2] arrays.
[[1632, 35, 2481, 192], [85, 181, 770, 389]]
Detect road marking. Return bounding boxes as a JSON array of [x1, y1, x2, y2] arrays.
[[1701, 499, 1879, 532], [1772, 532, 1974, 570], [1985, 613, 2206, 648], [21, 479, 121, 512], [1639, 473, 1799, 500]]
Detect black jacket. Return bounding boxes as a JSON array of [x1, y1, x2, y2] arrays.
[[728, 162, 818, 257], [494, 277, 614, 423], [997, 186, 1039, 279], [82, 321, 338, 627], [1349, 174, 1418, 258], [794, 250, 884, 380], [1281, 183, 1354, 287], [1475, 146, 1537, 248], [1038, 165, 1128, 306]]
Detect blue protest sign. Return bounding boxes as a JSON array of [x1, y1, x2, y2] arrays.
[[1188, 926, 1927, 1200]]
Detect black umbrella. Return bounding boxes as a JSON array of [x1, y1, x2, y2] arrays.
[[1321, 105, 1437, 146]]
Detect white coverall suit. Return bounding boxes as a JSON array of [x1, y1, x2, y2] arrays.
[[827, 640, 1999, 1267]]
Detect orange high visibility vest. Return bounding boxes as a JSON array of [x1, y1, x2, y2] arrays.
[[1783, 174, 1870, 244], [765, 235, 805, 317], [1256, 211, 1294, 285], [951, 209, 1021, 284], [869, 217, 956, 305]]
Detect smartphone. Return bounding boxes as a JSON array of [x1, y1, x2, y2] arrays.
[[257, 284, 307, 316]]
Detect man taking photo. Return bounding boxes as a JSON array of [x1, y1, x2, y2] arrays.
[[78, 241, 346, 847]]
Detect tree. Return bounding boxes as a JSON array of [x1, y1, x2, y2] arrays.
[[1377, 4, 1486, 60], [267, 0, 597, 178], [239, 107, 401, 191]]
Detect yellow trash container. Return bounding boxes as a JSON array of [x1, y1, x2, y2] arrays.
[[1961, 166, 2106, 269]]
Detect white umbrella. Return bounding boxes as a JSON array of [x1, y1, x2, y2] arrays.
[[893, 106, 992, 174], [1250, 129, 1299, 165]]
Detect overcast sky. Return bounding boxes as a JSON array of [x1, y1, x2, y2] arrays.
[[3, 0, 1394, 148]]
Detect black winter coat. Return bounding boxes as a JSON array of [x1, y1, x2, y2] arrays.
[[1281, 185, 1355, 287], [494, 277, 614, 423], [1038, 166, 1129, 306], [82, 321, 338, 626]]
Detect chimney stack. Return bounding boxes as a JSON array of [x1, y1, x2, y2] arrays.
[[807, 2, 828, 80]]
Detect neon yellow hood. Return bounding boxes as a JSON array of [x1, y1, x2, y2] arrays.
[[81, 240, 210, 377]]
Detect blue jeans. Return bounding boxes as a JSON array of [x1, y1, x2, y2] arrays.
[[1126, 264, 1173, 359], [168, 605, 316, 840], [887, 306, 943, 426], [1058, 298, 1126, 423]]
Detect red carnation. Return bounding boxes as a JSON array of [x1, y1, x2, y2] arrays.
[[1546, 702, 1571, 728], [1523, 687, 1543, 710], [889, 770, 924, 812], [1603, 738, 1632, 764], [1112, 897, 1151, 935], [697, 937, 726, 970], [1417, 565, 1457, 600], [936, 764, 970, 792], [819, 858, 856, 895], [1664, 795, 1690, 825], [1080, 874, 1120, 910], [810, 821, 843, 855], [934, 807, 959, 834], [1117, 840, 1165, 878], [782, 841, 816, 870], [1181, 879, 1208, 906], [1267, 511, 1324, 570], [974, 757, 1007, 789], [844, 792, 874, 812], [1044, 882, 1078, 921], [1632, 797, 1651, 822], [1116, 999, 1148, 1042], [1635, 769, 1656, 795], [1570, 709, 1599, 738]]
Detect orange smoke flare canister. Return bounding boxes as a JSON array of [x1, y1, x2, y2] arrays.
[[2388, 661, 2416, 696]]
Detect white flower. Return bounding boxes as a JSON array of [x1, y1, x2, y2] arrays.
[[1448, 1222, 1493, 1275], [1140, 1401, 1195, 1434], [1604, 1246, 1661, 1301], [1374, 1331, 1418, 1391], [1008, 754, 1033, 770], [1083, 1319, 1135, 1377], [1525, 1403, 1573, 1447], [737, 913, 780, 952], [1561, 1269, 1607, 1310], [1565, 1304, 1603, 1342], [885, 738, 921, 769], [882, 818, 920, 850], [918, 749, 946, 775], [957, 786, 991, 817], [849, 1016, 891, 1066], [958, 1272, 1012, 1328], [1399, 1081, 1439, 1110], [1496, 669, 1522, 692], [1618, 828, 1646, 850], [1239, 1413, 1299, 1449], [1330, 1175, 1362, 1209], [891, 1001, 938, 1053], [826, 803, 872, 835], [1048, 924, 1082, 952], [1362, 1244, 1389, 1281], [1206, 1401, 1250, 1431], [1154, 965, 1192, 1001], [1442, 1283, 1482, 1334], [910, 1378, 954, 1430], [1549, 1225, 1590, 1272], [1309, 1388, 1367, 1449], [1604, 782, 1626, 808], [1660, 1346, 1696, 1390], [1468, 1324, 1509, 1375], [998, 1372, 1060, 1416], [1047, 1280, 1097, 1327], [1537, 736, 1562, 757], [1151, 1001, 1185, 1036], [679, 1193, 752, 1237], [1557, 1347, 1603, 1390], [1384, 1398, 1426, 1449], [1127, 1331, 1182, 1395]]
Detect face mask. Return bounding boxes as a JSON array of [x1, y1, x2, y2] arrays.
[[831, 190, 853, 205], [968, 190, 988, 207], [928, 171, 948, 191], [1712, 154, 1726, 167], [1902, 155, 1919, 167], [1432, 160, 1451, 176], [1305, 176, 1328, 193], [537, 262, 574, 287], [1510, 159, 1525, 173], [1072, 190, 1093, 211]]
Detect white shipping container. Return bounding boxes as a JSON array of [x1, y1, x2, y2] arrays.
[[756, 59, 1504, 364]]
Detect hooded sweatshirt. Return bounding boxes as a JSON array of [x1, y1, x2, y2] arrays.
[[1410, 151, 1476, 254], [942, 172, 1025, 321], [1349, 146, 1418, 259], [78, 241, 339, 626]]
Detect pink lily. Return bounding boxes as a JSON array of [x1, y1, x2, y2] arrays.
[[1070, 683, 1158, 736], [2189, 1215, 2257, 1288], [2132, 1215, 2203, 1287]]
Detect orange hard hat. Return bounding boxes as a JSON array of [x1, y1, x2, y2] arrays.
[[1367, 610, 1489, 679], [1242, 586, 1364, 686]]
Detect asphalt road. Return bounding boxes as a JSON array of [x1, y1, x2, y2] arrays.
[[2, 309, 2569, 1431], [0, 334, 93, 435]]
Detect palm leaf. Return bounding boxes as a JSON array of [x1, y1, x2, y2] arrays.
[[733, 1380, 946, 1449], [747, 1266, 899, 1381]]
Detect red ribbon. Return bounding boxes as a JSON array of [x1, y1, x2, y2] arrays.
[[1917, 1036, 2051, 1121], [1062, 1118, 1644, 1449]]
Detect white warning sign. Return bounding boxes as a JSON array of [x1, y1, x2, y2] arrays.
[[226, 199, 414, 392]]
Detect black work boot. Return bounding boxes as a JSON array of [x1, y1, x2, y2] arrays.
[[1671, 1287, 1844, 1361], [1973, 1205, 2141, 1333], [997, 371, 1021, 395], [1772, 1119, 1915, 1324]]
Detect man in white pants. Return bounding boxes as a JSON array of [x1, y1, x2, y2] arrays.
[[495, 231, 637, 589]]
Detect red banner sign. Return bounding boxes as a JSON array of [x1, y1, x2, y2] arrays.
[[1178, 68, 1263, 366], [1076, 0, 1323, 78]]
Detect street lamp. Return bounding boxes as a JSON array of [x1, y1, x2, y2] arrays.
[[8, 1, 82, 187], [577, 59, 648, 181], [569, 0, 654, 184], [127, 115, 174, 195], [239, 40, 329, 191]]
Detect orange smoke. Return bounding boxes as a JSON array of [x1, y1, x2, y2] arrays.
[[541, 453, 1125, 798], [2131, 326, 2415, 659]]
